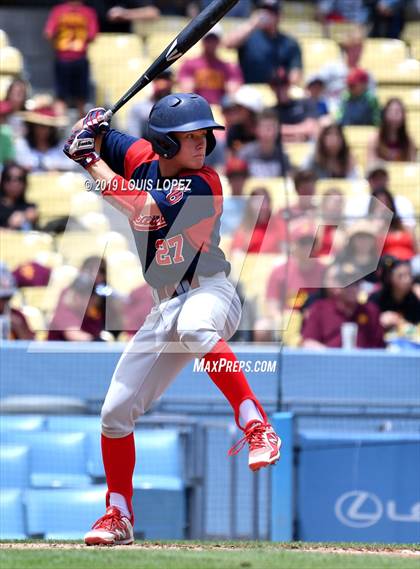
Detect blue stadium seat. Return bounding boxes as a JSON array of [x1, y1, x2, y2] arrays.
[[0, 489, 26, 539], [25, 486, 107, 539], [1, 431, 90, 488], [0, 415, 45, 431], [0, 445, 30, 488], [46, 415, 101, 433], [89, 428, 183, 479]]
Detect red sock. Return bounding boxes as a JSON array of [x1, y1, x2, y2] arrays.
[[101, 433, 135, 522], [202, 339, 267, 429]]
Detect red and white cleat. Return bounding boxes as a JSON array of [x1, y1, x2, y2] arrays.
[[84, 506, 134, 546], [229, 420, 281, 471]]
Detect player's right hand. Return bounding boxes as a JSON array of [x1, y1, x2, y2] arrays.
[[63, 128, 101, 169], [82, 107, 111, 135]]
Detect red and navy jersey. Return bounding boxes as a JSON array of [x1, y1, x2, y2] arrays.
[[101, 129, 230, 288]]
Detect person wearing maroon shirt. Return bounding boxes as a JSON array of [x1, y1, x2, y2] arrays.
[[0, 263, 34, 340], [177, 25, 243, 105], [301, 263, 385, 349], [44, 0, 99, 117], [123, 283, 154, 338]]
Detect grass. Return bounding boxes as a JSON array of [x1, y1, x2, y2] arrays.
[[0, 541, 419, 569]]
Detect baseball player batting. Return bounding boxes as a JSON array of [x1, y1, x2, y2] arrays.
[[63, 95, 281, 546]]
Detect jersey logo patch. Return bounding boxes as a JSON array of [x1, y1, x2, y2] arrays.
[[132, 214, 167, 232], [166, 187, 184, 205]]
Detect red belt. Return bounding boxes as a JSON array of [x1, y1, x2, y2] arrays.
[[155, 275, 200, 302]]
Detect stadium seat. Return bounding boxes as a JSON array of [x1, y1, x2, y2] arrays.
[[376, 86, 420, 110], [88, 33, 142, 64], [0, 415, 45, 431], [343, 125, 377, 170], [316, 177, 369, 196], [282, 1, 316, 19], [55, 230, 128, 267], [0, 445, 30, 488], [372, 58, 420, 85], [281, 20, 323, 39], [0, 29, 9, 49], [0, 75, 13, 99], [0, 489, 26, 539], [300, 39, 341, 76], [89, 428, 183, 479], [76, 212, 111, 233], [133, 16, 189, 38], [0, 431, 90, 488], [0, 46, 23, 75], [386, 162, 420, 214], [25, 486, 107, 539], [410, 38, 420, 61], [46, 415, 101, 432], [326, 22, 366, 44], [360, 39, 407, 70], [230, 252, 285, 316], [243, 177, 296, 210], [284, 142, 313, 169], [402, 21, 420, 45], [0, 230, 54, 271], [107, 250, 145, 294]]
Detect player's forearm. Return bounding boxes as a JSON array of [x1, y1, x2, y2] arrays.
[[223, 20, 256, 49], [86, 160, 160, 219]]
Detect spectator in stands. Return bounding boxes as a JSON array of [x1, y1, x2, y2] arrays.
[[106, 2, 160, 28], [221, 156, 249, 235], [123, 282, 154, 337], [231, 187, 284, 254], [301, 262, 385, 349], [368, 188, 417, 261], [369, 256, 420, 332], [0, 263, 34, 340], [4, 78, 30, 138], [265, 218, 325, 315], [44, 1, 99, 117], [126, 71, 174, 139], [336, 220, 381, 290], [337, 68, 381, 126], [368, 0, 405, 39], [305, 74, 329, 118], [177, 25, 243, 105], [304, 123, 358, 179], [0, 162, 38, 230], [12, 261, 51, 288], [270, 67, 319, 143], [319, 28, 375, 114], [317, 0, 368, 23], [280, 169, 317, 221], [315, 187, 345, 257], [14, 104, 71, 172], [0, 102, 15, 167], [367, 98, 417, 163], [48, 257, 123, 341], [224, 0, 303, 85], [200, 0, 252, 18], [224, 85, 264, 153], [345, 162, 416, 229], [238, 108, 290, 177]]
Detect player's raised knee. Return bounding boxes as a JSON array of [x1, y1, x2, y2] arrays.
[[101, 401, 135, 438], [177, 327, 220, 355]]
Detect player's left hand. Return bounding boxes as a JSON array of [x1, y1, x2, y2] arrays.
[[83, 107, 111, 135], [63, 128, 101, 169]]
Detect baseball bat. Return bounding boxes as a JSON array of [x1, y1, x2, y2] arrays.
[[106, 0, 239, 120]]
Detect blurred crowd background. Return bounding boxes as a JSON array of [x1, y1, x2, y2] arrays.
[[0, 0, 419, 349]]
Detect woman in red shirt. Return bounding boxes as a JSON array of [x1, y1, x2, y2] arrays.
[[231, 187, 284, 254], [368, 188, 417, 261]]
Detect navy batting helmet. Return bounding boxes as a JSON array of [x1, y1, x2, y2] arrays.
[[146, 93, 224, 159]]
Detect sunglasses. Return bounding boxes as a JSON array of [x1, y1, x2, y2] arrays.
[[4, 175, 25, 182]]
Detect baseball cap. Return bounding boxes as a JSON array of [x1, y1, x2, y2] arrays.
[[230, 85, 264, 114], [347, 68, 369, 87], [305, 73, 325, 87], [256, 0, 282, 12], [204, 23, 223, 40], [225, 156, 249, 177], [0, 264, 17, 299]]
